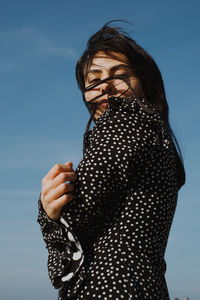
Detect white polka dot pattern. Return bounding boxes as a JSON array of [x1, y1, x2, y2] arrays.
[[38, 97, 179, 300]]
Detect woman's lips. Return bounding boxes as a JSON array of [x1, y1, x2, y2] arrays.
[[97, 100, 108, 109], [99, 102, 108, 108]]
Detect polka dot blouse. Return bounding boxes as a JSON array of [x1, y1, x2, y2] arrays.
[[38, 97, 181, 299]]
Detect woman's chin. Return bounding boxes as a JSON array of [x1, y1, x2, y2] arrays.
[[94, 109, 106, 120]]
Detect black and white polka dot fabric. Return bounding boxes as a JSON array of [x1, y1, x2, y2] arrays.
[[38, 97, 181, 299]]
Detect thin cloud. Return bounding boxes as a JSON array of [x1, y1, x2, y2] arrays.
[[0, 27, 78, 70], [43, 44, 77, 59]]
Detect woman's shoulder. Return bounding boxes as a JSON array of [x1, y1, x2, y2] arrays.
[[86, 97, 171, 146], [98, 97, 166, 131], [88, 97, 169, 137]]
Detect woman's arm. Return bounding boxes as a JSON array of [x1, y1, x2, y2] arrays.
[[61, 99, 164, 240]]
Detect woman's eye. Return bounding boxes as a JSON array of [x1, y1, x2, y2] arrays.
[[88, 78, 99, 84], [115, 71, 126, 77]]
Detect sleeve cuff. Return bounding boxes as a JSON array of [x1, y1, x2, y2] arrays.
[[37, 193, 60, 231]]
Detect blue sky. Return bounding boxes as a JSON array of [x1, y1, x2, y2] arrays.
[[0, 0, 199, 299]]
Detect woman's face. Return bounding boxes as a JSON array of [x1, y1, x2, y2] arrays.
[[84, 51, 143, 119]]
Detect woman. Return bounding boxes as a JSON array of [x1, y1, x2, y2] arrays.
[[38, 22, 185, 299]]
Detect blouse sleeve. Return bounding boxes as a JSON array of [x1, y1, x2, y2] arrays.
[[37, 195, 84, 290]]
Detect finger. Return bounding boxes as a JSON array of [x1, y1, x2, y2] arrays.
[[50, 192, 73, 213], [48, 182, 74, 201], [65, 161, 73, 168], [57, 192, 73, 206], [55, 171, 77, 183], [54, 193, 73, 212], [45, 162, 74, 180], [47, 193, 73, 220], [43, 172, 76, 194]]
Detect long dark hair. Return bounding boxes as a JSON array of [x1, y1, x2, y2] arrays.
[[75, 21, 185, 189]]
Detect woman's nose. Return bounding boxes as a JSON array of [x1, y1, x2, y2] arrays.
[[100, 80, 112, 95]]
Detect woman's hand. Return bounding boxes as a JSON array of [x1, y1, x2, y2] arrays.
[[41, 161, 76, 221]]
